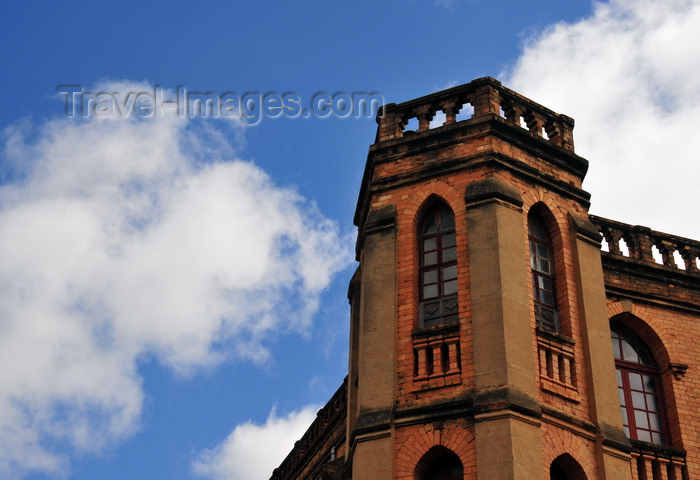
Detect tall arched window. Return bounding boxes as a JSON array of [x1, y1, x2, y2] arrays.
[[419, 204, 458, 328], [611, 323, 667, 445], [528, 212, 560, 333]]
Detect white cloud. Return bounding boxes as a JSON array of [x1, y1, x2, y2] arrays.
[[504, 0, 700, 240], [0, 81, 353, 479], [192, 405, 319, 480]]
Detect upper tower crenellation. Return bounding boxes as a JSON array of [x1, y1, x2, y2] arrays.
[[375, 77, 574, 150]]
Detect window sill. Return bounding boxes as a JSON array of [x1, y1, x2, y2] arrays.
[[536, 326, 575, 345]]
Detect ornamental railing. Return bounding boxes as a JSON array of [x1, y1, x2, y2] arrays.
[[590, 216, 700, 274], [630, 443, 688, 480], [412, 325, 461, 390], [270, 378, 347, 480], [536, 330, 578, 401], [375, 77, 575, 150]]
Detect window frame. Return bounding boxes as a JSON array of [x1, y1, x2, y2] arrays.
[[611, 323, 668, 445], [418, 204, 458, 328], [528, 212, 561, 334]]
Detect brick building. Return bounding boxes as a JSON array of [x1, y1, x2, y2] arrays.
[[270, 78, 699, 480]]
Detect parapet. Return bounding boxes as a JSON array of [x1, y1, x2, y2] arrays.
[[375, 76, 575, 151]]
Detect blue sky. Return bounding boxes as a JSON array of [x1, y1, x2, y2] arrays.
[[1, 1, 699, 479]]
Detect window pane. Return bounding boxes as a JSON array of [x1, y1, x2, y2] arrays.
[[616, 369, 623, 387], [423, 216, 436, 234], [537, 258, 550, 273], [440, 212, 455, 230], [620, 406, 629, 425], [443, 247, 456, 262], [423, 270, 437, 285], [651, 432, 664, 445], [636, 430, 651, 442], [443, 279, 458, 295], [635, 410, 649, 429], [643, 375, 657, 393], [631, 391, 645, 409], [540, 291, 554, 306], [618, 387, 626, 405], [638, 349, 653, 365], [443, 265, 457, 280], [442, 233, 456, 247], [538, 277, 552, 292], [649, 413, 662, 432], [612, 338, 621, 360], [423, 237, 436, 251], [622, 339, 639, 363], [424, 252, 437, 266], [530, 219, 547, 240], [629, 373, 643, 390], [646, 394, 659, 412], [423, 285, 438, 298]]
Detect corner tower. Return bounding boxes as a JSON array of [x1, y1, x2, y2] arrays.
[[347, 77, 632, 479]]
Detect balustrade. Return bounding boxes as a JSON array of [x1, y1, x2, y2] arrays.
[[591, 216, 700, 274], [630, 446, 688, 480], [412, 327, 461, 390], [375, 77, 575, 150], [537, 331, 578, 400], [270, 379, 347, 480]]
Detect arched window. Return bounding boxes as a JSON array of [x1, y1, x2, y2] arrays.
[[529, 212, 560, 333], [550, 454, 587, 480], [611, 323, 667, 445], [423, 454, 463, 480], [415, 448, 464, 480], [419, 204, 458, 328]]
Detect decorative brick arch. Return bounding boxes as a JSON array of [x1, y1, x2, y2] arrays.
[[522, 190, 555, 220], [541, 424, 597, 478], [522, 198, 570, 262], [395, 423, 476, 480], [521, 193, 573, 271], [398, 180, 464, 238], [607, 309, 672, 372], [414, 446, 462, 480]]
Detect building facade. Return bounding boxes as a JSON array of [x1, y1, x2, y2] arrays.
[[271, 78, 699, 480]]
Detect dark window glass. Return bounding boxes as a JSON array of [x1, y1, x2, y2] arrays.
[[423, 454, 463, 480], [419, 205, 458, 327], [611, 323, 667, 445], [529, 213, 560, 333]]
